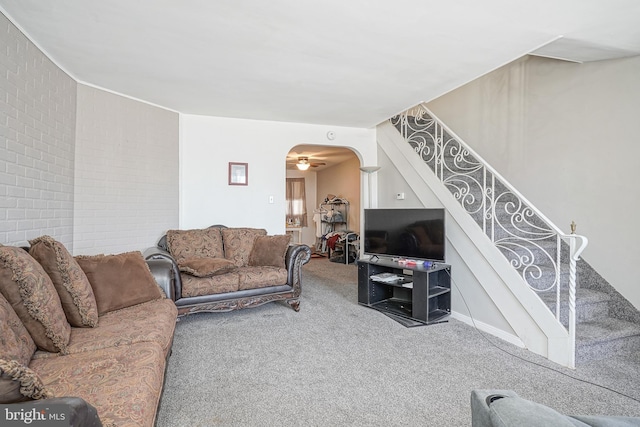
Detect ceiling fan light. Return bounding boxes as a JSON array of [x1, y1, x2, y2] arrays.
[[296, 157, 311, 171]]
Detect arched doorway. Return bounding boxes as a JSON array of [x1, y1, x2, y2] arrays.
[[285, 144, 361, 260]]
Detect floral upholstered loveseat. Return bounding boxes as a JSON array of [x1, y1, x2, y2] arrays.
[[143, 225, 312, 317], [0, 236, 177, 427]]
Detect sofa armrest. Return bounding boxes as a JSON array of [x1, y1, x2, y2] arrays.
[[471, 390, 640, 427], [144, 247, 182, 301], [146, 258, 176, 301], [5, 397, 102, 427], [471, 389, 520, 427], [285, 244, 311, 294]]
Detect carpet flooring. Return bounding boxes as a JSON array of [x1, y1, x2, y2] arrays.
[[155, 258, 640, 426]]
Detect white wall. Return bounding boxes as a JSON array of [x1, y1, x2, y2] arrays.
[[180, 115, 376, 235], [427, 55, 640, 309], [1, 12, 77, 248], [74, 85, 179, 254], [377, 146, 422, 208]]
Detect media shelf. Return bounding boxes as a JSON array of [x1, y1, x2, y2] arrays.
[[358, 258, 451, 326]]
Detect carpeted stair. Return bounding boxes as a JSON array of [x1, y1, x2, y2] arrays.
[[390, 113, 640, 365]]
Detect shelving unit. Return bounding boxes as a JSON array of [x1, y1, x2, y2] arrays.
[[316, 197, 359, 263], [320, 198, 349, 235], [357, 258, 451, 325]]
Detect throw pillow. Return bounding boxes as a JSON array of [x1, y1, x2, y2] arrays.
[[0, 359, 53, 403], [0, 246, 71, 354], [0, 292, 36, 366], [248, 235, 291, 268], [178, 258, 237, 277], [166, 228, 224, 264], [28, 236, 99, 328], [221, 228, 267, 267], [75, 251, 163, 315]]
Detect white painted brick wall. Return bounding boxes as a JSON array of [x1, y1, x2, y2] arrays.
[[1, 13, 76, 248], [74, 85, 179, 255], [2, 12, 179, 254]]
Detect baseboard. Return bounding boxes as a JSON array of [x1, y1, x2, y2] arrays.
[[451, 311, 525, 348]]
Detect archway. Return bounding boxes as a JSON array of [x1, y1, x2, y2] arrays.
[[285, 144, 361, 259]]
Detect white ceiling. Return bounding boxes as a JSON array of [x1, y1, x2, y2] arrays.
[[2, 1, 639, 128]]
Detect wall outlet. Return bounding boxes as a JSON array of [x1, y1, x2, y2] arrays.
[[396, 192, 405, 200]]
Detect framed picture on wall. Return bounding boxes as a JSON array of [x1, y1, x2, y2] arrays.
[[228, 162, 248, 186]]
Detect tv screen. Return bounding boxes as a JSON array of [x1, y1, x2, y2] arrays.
[[364, 208, 445, 262]]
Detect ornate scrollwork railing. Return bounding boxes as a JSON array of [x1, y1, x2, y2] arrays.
[[391, 104, 588, 367]]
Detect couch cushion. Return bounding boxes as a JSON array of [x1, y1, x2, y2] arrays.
[[179, 257, 237, 277], [238, 266, 288, 290], [248, 234, 291, 268], [28, 235, 99, 328], [31, 342, 166, 427], [181, 272, 240, 297], [167, 228, 224, 264], [221, 228, 267, 267], [75, 251, 163, 315], [32, 299, 177, 361], [0, 246, 71, 354], [0, 358, 53, 403]]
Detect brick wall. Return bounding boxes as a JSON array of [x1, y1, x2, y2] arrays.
[[1, 12, 179, 254], [1, 12, 77, 248], [74, 85, 179, 255]]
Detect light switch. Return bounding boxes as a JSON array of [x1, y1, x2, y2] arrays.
[[269, 195, 274, 204]]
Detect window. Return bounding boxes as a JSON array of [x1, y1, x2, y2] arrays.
[[285, 178, 307, 227]]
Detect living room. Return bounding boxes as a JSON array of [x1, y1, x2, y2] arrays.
[[2, 1, 640, 425], [2, 3, 639, 314]]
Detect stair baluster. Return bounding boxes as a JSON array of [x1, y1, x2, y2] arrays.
[[391, 104, 589, 368]]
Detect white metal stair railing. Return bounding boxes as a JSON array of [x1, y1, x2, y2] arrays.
[[391, 104, 588, 368]]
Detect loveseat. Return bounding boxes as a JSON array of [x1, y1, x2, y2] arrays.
[[0, 236, 177, 427], [471, 389, 640, 426], [143, 225, 312, 317]]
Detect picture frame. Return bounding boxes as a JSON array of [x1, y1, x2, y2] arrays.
[[228, 162, 248, 186]]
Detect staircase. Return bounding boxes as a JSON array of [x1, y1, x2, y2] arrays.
[[560, 259, 640, 364], [389, 106, 640, 366]]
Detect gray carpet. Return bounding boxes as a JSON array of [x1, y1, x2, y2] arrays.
[[156, 258, 640, 426]]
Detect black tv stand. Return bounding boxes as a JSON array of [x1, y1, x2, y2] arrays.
[[357, 258, 451, 326]]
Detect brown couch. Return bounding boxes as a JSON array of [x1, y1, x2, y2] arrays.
[[143, 225, 312, 317], [0, 236, 177, 427]]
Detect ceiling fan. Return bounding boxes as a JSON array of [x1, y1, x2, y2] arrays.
[[295, 156, 326, 171]]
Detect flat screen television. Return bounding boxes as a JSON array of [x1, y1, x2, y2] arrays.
[[364, 208, 445, 262]]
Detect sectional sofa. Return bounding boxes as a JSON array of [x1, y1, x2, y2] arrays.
[[0, 236, 177, 427]]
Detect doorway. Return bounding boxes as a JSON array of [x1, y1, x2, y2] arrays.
[[285, 145, 361, 256]]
